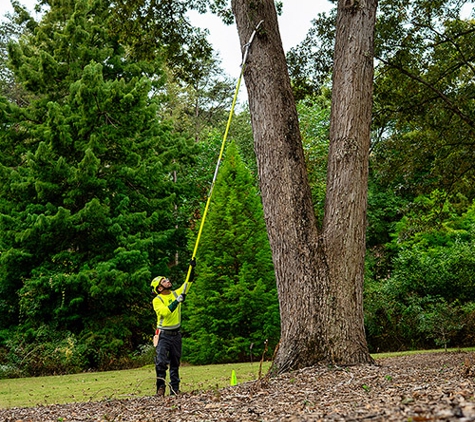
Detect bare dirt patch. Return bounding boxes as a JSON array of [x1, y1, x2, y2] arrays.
[[1, 351, 474, 421]]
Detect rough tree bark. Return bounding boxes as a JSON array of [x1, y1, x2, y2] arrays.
[[231, 0, 377, 371]]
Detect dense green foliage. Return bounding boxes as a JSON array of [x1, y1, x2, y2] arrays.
[[365, 194, 475, 351], [0, 0, 197, 374], [289, 0, 475, 198], [297, 96, 330, 226], [372, 4, 475, 199], [182, 141, 279, 364], [366, 1, 475, 352]]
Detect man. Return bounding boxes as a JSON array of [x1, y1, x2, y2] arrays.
[[150, 258, 196, 397]]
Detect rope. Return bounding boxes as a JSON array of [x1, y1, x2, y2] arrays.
[[183, 20, 264, 293]]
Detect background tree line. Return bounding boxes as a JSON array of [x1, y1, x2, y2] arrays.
[[0, 0, 473, 377], [287, 0, 475, 353]]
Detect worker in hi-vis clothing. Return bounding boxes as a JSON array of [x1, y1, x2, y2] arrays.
[[150, 258, 196, 397]]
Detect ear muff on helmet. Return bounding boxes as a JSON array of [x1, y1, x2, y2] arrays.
[[151, 276, 166, 295]]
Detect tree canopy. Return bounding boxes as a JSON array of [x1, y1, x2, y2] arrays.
[[0, 0, 197, 372], [288, 0, 475, 200], [182, 141, 279, 364]]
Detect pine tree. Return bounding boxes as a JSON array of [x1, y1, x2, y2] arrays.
[[0, 0, 196, 369], [182, 141, 279, 364]]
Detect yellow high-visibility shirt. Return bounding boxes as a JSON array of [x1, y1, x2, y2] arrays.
[[152, 281, 190, 330]]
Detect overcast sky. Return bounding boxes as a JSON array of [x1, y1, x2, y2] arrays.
[[188, 1, 334, 76]]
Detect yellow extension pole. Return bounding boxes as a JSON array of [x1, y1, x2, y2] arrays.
[[183, 21, 263, 294]]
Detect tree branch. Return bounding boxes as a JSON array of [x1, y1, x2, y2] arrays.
[[376, 55, 475, 130]]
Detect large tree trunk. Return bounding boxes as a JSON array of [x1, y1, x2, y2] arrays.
[[231, 0, 376, 371], [323, 0, 378, 365]]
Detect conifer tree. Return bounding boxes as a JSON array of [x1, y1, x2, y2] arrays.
[[0, 0, 196, 369], [182, 141, 279, 364]]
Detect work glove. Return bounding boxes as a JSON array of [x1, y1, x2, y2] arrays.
[[168, 294, 186, 312], [190, 258, 196, 268]]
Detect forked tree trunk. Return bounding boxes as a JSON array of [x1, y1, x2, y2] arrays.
[[231, 0, 376, 371]]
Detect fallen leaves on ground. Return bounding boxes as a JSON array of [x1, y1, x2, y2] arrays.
[[1, 351, 474, 421]]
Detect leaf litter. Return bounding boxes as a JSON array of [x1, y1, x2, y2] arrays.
[[1, 351, 474, 421]]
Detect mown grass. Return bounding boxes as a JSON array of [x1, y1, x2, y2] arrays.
[[1, 347, 474, 409], [373, 346, 475, 359], [0, 361, 272, 409]]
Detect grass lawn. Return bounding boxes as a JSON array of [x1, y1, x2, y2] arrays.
[[0, 361, 272, 409]]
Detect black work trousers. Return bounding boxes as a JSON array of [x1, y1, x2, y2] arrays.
[[154, 330, 182, 395]]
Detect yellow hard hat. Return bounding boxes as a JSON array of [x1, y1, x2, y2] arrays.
[[150, 276, 166, 295]]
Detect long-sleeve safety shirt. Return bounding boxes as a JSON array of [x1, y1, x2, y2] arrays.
[[152, 282, 189, 330]]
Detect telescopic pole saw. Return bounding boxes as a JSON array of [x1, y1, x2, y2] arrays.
[[183, 20, 264, 295]]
